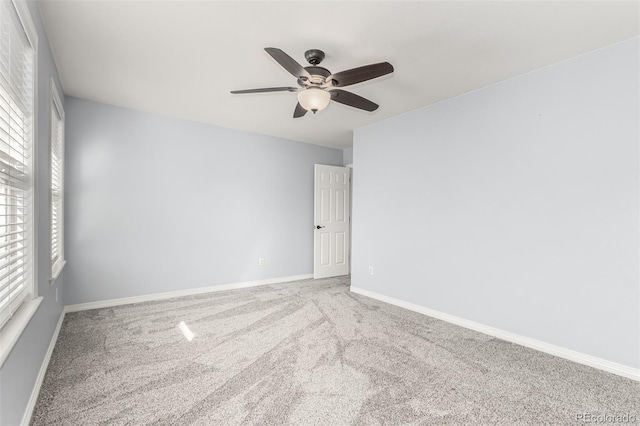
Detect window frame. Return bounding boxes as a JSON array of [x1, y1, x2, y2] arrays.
[[0, 0, 40, 367], [49, 78, 65, 284]]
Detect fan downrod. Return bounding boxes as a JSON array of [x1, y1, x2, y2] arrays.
[[304, 49, 325, 65]]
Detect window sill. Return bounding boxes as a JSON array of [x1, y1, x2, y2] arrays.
[[49, 260, 67, 286], [0, 297, 43, 367]]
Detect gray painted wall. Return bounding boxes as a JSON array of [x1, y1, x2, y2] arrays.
[[64, 97, 343, 305], [352, 38, 639, 368], [343, 147, 353, 166], [0, 1, 67, 425]]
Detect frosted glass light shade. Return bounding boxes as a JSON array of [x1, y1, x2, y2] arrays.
[[297, 88, 331, 113]]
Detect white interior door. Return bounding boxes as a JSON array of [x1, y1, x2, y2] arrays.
[[314, 164, 350, 279]]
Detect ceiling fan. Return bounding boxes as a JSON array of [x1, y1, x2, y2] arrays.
[[231, 48, 394, 118]]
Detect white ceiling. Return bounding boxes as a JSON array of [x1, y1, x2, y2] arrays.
[[37, 1, 639, 149]]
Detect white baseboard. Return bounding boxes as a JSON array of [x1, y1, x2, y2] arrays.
[[65, 274, 314, 313], [350, 286, 639, 381], [21, 310, 66, 426]]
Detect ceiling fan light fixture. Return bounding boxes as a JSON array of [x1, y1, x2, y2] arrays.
[[298, 87, 331, 113]]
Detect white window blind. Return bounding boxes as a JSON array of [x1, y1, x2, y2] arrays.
[[0, 1, 35, 328], [50, 82, 64, 279]]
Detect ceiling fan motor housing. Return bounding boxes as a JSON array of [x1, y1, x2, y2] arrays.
[[300, 66, 331, 86], [304, 49, 325, 65]]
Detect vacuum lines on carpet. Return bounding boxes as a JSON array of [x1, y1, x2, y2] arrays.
[[32, 277, 639, 425]]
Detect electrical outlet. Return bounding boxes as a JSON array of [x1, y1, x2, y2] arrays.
[[259, 258, 265, 266], [55, 287, 58, 303], [368, 266, 374, 275]]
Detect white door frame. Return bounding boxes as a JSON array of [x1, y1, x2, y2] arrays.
[[314, 164, 350, 279], [346, 163, 353, 273]]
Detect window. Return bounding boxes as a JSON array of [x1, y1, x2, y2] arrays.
[[0, 0, 37, 329], [50, 81, 64, 281]]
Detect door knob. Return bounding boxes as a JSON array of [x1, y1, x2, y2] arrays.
[[315, 225, 325, 229]]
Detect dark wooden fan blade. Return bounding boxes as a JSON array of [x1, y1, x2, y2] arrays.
[[328, 62, 394, 87], [265, 48, 312, 80], [330, 89, 379, 112], [230, 87, 298, 94], [293, 102, 307, 118]]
